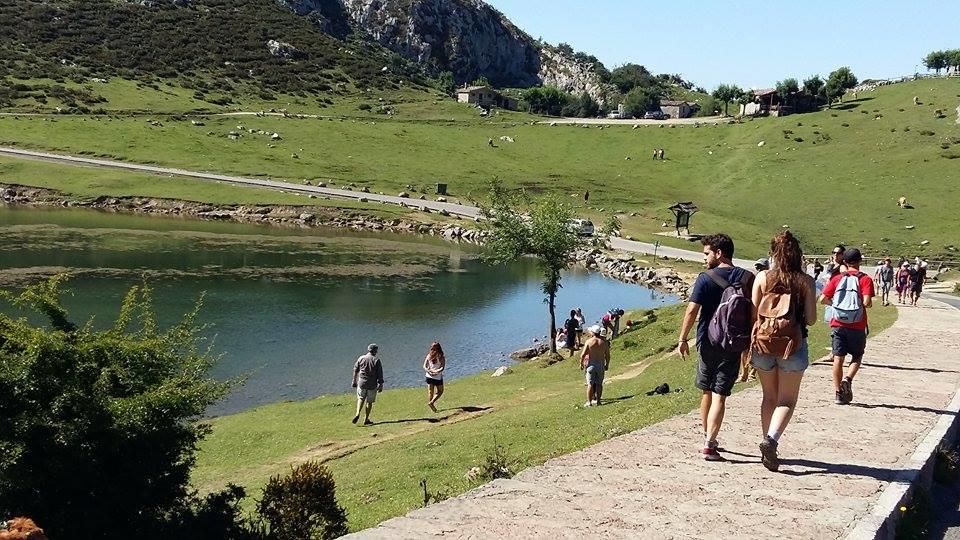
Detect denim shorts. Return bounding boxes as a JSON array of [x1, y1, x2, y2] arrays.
[[751, 339, 809, 373]]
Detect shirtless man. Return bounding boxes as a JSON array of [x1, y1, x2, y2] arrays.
[[580, 325, 611, 407]]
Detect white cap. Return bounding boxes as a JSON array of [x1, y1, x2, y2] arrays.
[[589, 325, 603, 336]]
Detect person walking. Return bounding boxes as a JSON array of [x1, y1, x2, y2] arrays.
[[678, 234, 754, 461], [875, 257, 894, 306], [574, 308, 586, 347], [352, 344, 384, 425], [562, 309, 581, 357], [423, 342, 446, 412], [910, 260, 927, 306], [580, 325, 610, 407], [750, 231, 818, 471], [820, 248, 875, 405], [896, 262, 911, 304]]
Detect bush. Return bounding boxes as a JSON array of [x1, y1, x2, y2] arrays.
[[0, 278, 233, 539], [478, 439, 514, 481], [255, 461, 348, 540]]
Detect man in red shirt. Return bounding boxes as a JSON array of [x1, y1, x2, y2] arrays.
[[820, 248, 875, 404]]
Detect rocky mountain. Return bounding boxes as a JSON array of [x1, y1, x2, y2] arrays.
[[279, 0, 614, 101]]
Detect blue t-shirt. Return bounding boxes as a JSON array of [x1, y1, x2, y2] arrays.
[[689, 266, 754, 346]]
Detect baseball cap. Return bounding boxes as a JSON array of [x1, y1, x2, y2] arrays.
[[589, 325, 603, 336], [367, 343, 379, 352], [842, 248, 862, 264], [754, 257, 769, 270]]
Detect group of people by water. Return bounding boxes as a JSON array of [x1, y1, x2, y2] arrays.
[[348, 232, 931, 475]]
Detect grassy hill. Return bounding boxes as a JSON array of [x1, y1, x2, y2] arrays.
[[0, 0, 432, 113], [2, 77, 958, 261]]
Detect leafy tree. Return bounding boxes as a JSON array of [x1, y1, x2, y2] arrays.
[[923, 50, 948, 74], [736, 88, 754, 114], [471, 76, 491, 88], [825, 66, 858, 106], [481, 180, 579, 355], [711, 83, 743, 116], [610, 63, 658, 94], [0, 277, 233, 539], [802, 75, 824, 105], [555, 42, 575, 56], [522, 86, 572, 116], [623, 86, 661, 117], [436, 71, 456, 96], [775, 78, 799, 106], [576, 92, 600, 118], [947, 49, 960, 71]]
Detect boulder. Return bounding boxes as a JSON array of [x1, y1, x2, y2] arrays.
[[492, 366, 512, 377], [398, 192, 410, 198], [510, 343, 548, 360]]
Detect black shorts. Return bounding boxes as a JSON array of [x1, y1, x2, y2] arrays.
[[831, 327, 866, 359], [695, 342, 740, 396], [426, 377, 443, 386]]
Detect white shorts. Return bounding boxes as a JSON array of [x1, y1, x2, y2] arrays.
[[357, 387, 378, 403]]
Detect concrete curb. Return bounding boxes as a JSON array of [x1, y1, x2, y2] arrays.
[[846, 299, 960, 540]]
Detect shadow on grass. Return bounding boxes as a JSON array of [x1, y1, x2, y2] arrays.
[[779, 458, 903, 480], [849, 402, 955, 415], [371, 406, 493, 426]]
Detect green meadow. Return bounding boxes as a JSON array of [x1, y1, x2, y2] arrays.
[[2, 78, 958, 259]]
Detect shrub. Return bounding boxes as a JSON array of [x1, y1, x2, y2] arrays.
[[478, 439, 514, 481], [0, 278, 232, 539], [255, 461, 348, 540]]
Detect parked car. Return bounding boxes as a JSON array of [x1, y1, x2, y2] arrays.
[[643, 111, 668, 120], [567, 218, 595, 236]]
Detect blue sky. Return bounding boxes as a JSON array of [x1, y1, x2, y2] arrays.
[[485, 0, 960, 90]]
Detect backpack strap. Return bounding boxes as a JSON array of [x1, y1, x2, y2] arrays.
[[705, 269, 730, 289]]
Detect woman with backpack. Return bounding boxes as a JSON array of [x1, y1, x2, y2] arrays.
[[750, 231, 818, 472]]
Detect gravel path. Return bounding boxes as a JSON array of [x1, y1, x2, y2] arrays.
[[348, 299, 960, 539]]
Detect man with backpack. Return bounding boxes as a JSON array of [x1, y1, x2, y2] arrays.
[[820, 249, 875, 405], [678, 234, 754, 461]]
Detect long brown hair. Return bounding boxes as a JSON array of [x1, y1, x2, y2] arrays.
[[426, 342, 445, 364], [767, 231, 808, 298]]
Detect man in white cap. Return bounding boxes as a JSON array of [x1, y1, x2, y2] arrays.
[[352, 343, 384, 425], [580, 325, 611, 407]]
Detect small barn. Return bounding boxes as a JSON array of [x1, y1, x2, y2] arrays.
[[456, 85, 517, 110], [659, 100, 699, 119]]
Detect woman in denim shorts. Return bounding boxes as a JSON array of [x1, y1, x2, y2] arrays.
[[750, 231, 818, 471]]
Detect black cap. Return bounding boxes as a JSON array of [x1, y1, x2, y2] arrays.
[[842, 248, 862, 264]]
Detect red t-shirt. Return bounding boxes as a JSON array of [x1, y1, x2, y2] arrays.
[[822, 270, 875, 330]]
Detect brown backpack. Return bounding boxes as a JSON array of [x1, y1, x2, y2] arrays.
[[752, 282, 803, 360]]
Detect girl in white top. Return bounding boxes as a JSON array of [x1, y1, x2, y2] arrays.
[[423, 342, 446, 413]]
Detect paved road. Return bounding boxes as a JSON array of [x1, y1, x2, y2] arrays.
[[0, 146, 483, 219], [349, 299, 960, 539], [539, 115, 729, 126]]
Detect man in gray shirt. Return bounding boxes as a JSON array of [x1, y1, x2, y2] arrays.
[[352, 344, 384, 425]]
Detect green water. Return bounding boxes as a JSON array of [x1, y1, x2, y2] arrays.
[[0, 206, 677, 414]]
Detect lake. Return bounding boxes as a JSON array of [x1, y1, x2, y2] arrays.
[[0, 206, 678, 415]]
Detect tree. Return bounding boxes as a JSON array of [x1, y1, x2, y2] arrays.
[[610, 63, 658, 94], [923, 50, 947, 74], [802, 75, 824, 106], [576, 92, 600, 118], [623, 86, 661, 117], [775, 78, 799, 106], [436, 71, 456, 96], [521, 86, 572, 117], [481, 180, 579, 355], [825, 66, 857, 106], [711, 83, 743, 116], [471, 76, 491, 87], [0, 277, 233, 538], [947, 49, 960, 72]]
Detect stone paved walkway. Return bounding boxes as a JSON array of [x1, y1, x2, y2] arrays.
[[349, 299, 960, 539]]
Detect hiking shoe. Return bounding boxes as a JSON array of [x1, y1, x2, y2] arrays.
[[834, 391, 845, 405], [841, 378, 853, 404], [351, 415, 360, 424], [702, 446, 724, 461], [759, 436, 780, 472]]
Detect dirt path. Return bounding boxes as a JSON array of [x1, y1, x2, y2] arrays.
[[348, 299, 960, 539]]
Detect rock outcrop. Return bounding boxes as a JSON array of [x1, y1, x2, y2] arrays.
[[280, 0, 611, 101]]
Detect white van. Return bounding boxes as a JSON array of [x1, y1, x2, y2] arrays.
[[568, 219, 595, 236]]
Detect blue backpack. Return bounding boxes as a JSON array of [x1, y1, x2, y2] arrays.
[[831, 273, 865, 324]]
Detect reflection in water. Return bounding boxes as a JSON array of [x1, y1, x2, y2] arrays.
[[0, 207, 679, 415]]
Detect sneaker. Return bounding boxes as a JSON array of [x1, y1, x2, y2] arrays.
[[702, 446, 724, 461], [583, 401, 593, 408], [841, 378, 853, 404], [834, 391, 845, 405], [759, 436, 780, 472], [351, 415, 360, 424], [363, 419, 374, 426]]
